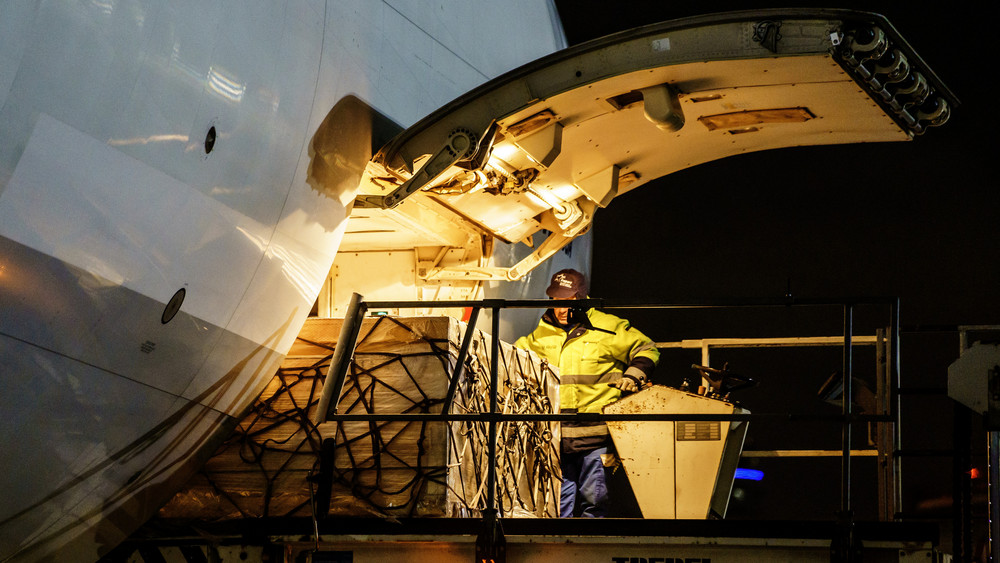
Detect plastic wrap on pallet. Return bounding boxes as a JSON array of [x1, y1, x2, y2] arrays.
[[156, 316, 560, 521]]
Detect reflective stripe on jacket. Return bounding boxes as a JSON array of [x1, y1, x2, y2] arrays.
[[515, 308, 659, 452]]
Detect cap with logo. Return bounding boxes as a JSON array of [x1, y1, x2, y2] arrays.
[[545, 268, 588, 299]]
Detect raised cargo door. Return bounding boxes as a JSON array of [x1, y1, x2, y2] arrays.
[[343, 9, 955, 286]]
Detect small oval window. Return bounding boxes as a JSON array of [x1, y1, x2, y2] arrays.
[[162, 288, 186, 324], [204, 126, 217, 154]]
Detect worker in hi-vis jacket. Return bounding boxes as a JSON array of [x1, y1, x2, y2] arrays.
[[515, 268, 659, 517]]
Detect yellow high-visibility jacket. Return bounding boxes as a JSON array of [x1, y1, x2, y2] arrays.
[[515, 308, 659, 453]]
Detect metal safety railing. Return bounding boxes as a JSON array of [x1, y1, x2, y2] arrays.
[[656, 330, 896, 521], [309, 294, 903, 561]]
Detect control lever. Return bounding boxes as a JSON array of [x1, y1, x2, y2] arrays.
[[691, 363, 756, 394]]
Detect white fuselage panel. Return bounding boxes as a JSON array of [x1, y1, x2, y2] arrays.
[[0, 1, 565, 561]]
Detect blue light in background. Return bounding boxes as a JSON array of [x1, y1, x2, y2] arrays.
[[734, 468, 764, 481]]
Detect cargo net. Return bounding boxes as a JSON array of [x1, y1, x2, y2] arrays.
[[157, 316, 560, 521]]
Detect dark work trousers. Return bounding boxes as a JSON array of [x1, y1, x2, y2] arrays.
[[560, 446, 610, 517]]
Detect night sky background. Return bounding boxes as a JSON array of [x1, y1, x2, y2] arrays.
[[554, 0, 997, 548]]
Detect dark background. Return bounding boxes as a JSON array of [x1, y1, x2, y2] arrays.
[[554, 0, 996, 549]]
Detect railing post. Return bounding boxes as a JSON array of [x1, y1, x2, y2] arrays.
[[875, 328, 893, 522], [441, 307, 481, 415], [313, 292, 367, 425], [890, 297, 902, 520], [842, 303, 854, 515], [833, 303, 860, 562], [488, 302, 501, 512], [476, 301, 506, 562], [310, 293, 367, 519]]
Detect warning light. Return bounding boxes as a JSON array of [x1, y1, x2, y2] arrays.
[[735, 468, 764, 481], [968, 467, 981, 479]]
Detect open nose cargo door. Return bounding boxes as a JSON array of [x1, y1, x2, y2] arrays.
[[327, 9, 955, 312]]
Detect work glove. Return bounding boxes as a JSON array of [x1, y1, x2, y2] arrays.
[[612, 373, 642, 393]]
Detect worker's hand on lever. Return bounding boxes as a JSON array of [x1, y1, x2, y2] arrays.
[[612, 373, 643, 393]]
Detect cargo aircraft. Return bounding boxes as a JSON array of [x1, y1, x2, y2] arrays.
[[0, 2, 954, 561]]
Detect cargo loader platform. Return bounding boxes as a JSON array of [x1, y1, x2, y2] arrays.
[[110, 517, 947, 562], [106, 298, 960, 563]]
